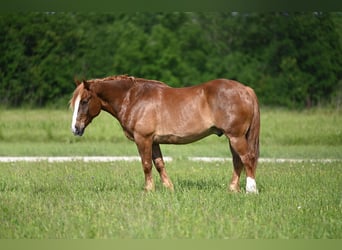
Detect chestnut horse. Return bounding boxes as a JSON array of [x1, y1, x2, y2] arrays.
[[70, 75, 260, 193]]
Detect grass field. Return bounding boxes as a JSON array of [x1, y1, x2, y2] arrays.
[[0, 108, 341, 238], [0, 108, 341, 158]]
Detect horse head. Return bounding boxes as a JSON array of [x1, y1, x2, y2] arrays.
[[70, 80, 101, 136]]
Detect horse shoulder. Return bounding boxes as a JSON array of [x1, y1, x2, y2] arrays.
[[118, 82, 165, 136]]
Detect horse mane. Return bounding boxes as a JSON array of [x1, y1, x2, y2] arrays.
[[86, 74, 135, 83], [83, 75, 167, 89], [69, 75, 167, 109], [135, 77, 166, 85], [87, 75, 165, 85]]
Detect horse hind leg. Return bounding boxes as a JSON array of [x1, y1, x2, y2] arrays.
[[228, 143, 244, 192], [228, 135, 258, 194], [152, 144, 174, 191]]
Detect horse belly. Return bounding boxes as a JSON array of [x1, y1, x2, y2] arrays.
[[153, 129, 214, 144], [153, 88, 220, 144], [153, 119, 223, 144]]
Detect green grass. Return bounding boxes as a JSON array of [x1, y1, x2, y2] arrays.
[[0, 160, 341, 239], [0, 108, 342, 158], [0, 108, 341, 238]]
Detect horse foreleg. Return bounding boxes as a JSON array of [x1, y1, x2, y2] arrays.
[[135, 136, 154, 191], [152, 144, 174, 191]]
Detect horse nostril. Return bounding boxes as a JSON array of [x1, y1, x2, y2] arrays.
[[74, 126, 84, 136], [72, 125, 83, 136]]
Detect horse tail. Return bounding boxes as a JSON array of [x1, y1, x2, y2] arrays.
[[246, 87, 260, 163]]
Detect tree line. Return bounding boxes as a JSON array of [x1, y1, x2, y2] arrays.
[[0, 12, 341, 108]]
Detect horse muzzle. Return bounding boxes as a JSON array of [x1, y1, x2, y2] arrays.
[[72, 125, 85, 136]]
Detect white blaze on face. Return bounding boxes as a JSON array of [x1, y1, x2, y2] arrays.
[[71, 94, 81, 133], [246, 177, 258, 194]]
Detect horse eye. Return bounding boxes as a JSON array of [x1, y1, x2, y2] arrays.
[[81, 100, 88, 105]]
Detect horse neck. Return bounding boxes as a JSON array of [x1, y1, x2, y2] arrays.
[[94, 79, 135, 118]]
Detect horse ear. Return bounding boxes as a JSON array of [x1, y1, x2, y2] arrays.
[[83, 80, 90, 90], [74, 77, 82, 86]]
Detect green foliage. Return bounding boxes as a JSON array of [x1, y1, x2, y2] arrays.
[[0, 12, 341, 108]]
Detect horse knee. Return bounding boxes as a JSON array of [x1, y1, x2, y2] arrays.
[[142, 160, 153, 174]]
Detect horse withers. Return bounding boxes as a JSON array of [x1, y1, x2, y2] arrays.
[[70, 75, 260, 193]]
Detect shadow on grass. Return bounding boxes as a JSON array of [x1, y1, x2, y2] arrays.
[[175, 177, 226, 192]]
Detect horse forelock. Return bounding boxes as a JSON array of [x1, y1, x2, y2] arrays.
[[69, 84, 85, 110]]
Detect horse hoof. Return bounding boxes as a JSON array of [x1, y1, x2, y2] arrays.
[[144, 185, 155, 192], [229, 184, 241, 193], [246, 189, 259, 194]]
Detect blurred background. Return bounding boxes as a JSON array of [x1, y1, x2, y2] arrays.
[[0, 12, 341, 109]]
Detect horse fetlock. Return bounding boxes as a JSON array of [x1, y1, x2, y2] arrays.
[[144, 182, 155, 192], [246, 177, 258, 194], [162, 180, 174, 191]]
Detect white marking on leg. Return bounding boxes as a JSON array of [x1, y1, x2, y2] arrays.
[[71, 94, 81, 133], [246, 177, 258, 194]]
